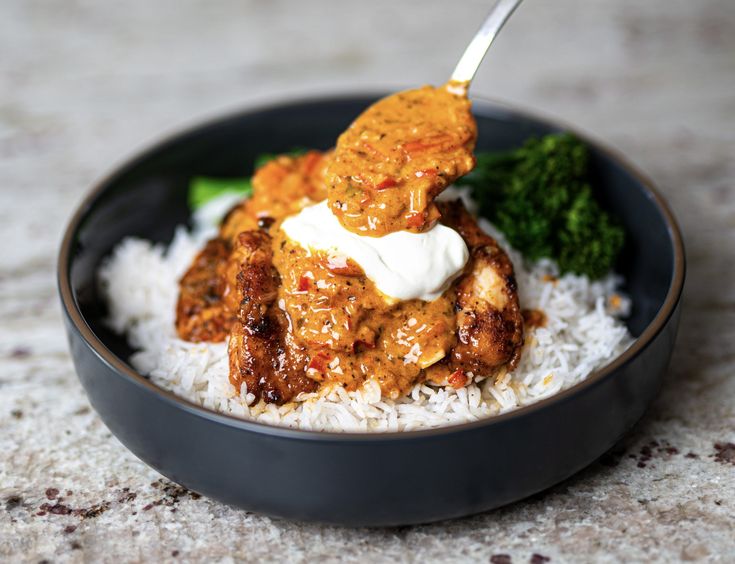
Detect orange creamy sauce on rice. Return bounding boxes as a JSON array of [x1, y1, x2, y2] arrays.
[[176, 85, 524, 405], [272, 229, 457, 398]]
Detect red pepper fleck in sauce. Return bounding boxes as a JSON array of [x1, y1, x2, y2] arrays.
[[324, 255, 364, 277], [307, 350, 332, 373], [297, 275, 311, 292], [405, 212, 426, 229], [415, 168, 438, 178], [448, 369, 468, 389], [375, 177, 398, 190]]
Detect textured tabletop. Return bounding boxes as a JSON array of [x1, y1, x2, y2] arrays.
[[1, 1, 734, 562]]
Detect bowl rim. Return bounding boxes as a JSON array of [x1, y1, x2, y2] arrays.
[[58, 91, 686, 442]]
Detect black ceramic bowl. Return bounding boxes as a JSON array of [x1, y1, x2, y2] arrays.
[[59, 94, 684, 526]]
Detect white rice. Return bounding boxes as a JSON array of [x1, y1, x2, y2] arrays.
[[98, 192, 633, 432]]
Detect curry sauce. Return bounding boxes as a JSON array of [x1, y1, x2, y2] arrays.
[[272, 228, 457, 397], [176, 85, 524, 406], [326, 85, 477, 236]]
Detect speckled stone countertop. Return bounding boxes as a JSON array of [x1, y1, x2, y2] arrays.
[[1, 1, 734, 562]]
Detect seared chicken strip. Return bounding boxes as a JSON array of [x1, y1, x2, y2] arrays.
[[439, 199, 524, 375], [176, 238, 234, 342], [228, 231, 318, 404]]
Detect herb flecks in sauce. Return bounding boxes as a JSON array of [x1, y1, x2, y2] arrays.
[[271, 228, 457, 398], [326, 84, 477, 236]]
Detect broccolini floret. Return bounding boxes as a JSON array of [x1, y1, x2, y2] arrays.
[[459, 133, 624, 279]]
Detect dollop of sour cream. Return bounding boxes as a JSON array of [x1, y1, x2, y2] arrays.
[[281, 201, 469, 302]]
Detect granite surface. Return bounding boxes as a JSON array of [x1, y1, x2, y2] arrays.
[[1, 0, 734, 562]]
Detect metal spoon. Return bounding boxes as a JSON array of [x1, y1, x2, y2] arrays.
[[448, 0, 524, 95]]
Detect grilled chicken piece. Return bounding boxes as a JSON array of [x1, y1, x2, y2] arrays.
[[176, 238, 235, 342], [228, 230, 318, 404], [439, 200, 524, 375], [220, 150, 329, 243], [177, 151, 330, 343]]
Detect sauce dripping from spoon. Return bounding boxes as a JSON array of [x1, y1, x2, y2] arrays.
[[326, 0, 523, 236]]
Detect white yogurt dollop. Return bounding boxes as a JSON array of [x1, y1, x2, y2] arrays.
[[281, 201, 469, 302]]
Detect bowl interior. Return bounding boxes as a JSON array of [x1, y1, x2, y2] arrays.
[[65, 95, 678, 395]]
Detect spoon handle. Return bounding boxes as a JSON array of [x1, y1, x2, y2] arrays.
[[449, 0, 523, 91]]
